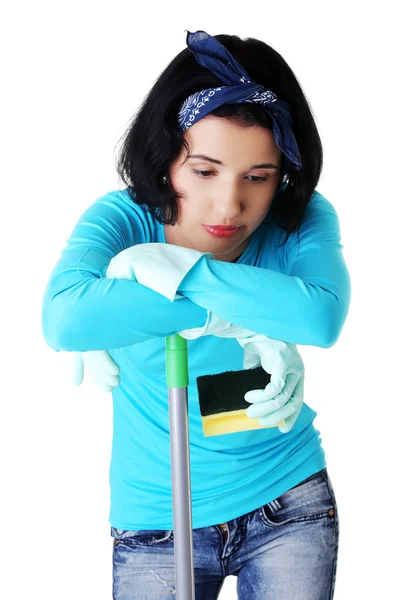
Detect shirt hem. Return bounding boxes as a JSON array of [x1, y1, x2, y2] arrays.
[[109, 452, 327, 531]]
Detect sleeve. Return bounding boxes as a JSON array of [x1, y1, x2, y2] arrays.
[[41, 190, 208, 352], [177, 193, 351, 348]]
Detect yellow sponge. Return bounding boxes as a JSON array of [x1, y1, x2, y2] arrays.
[[202, 407, 284, 437], [196, 366, 284, 437]]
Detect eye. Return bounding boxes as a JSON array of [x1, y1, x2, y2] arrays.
[[192, 169, 215, 178], [247, 175, 270, 183], [192, 169, 270, 183]]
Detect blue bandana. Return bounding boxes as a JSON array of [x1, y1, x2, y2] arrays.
[[177, 30, 302, 171]]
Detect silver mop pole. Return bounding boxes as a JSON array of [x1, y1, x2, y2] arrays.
[[166, 334, 195, 599]]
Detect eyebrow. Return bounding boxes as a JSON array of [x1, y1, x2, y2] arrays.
[[187, 154, 279, 169]]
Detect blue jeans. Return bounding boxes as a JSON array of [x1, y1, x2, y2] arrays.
[[111, 468, 339, 599]]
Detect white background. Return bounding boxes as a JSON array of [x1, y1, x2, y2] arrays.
[[1, 1, 399, 598]]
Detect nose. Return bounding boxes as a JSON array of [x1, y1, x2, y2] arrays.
[[213, 184, 242, 221]]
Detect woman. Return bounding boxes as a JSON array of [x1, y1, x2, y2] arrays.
[[41, 30, 351, 599]]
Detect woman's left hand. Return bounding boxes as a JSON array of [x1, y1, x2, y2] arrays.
[[246, 373, 304, 433], [237, 335, 305, 433]]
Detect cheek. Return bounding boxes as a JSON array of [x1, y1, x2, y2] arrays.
[[246, 198, 274, 222], [173, 186, 204, 218], [179, 201, 204, 222], [174, 196, 197, 223]]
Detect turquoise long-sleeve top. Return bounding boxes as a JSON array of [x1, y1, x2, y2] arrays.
[[41, 186, 351, 530]]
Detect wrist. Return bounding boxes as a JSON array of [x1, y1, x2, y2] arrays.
[[179, 310, 211, 340]]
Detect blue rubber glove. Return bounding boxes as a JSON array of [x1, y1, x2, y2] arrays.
[[72, 350, 120, 392], [178, 311, 251, 339], [237, 334, 305, 433], [106, 243, 213, 301]]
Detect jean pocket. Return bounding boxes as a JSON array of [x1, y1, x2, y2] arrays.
[[111, 527, 174, 547], [259, 469, 336, 528]]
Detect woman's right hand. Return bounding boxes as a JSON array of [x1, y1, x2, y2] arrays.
[[72, 351, 120, 392]]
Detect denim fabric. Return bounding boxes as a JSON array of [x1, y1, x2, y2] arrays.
[[111, 468, 339, 599]]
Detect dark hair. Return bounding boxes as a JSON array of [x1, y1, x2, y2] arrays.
[[114, 33, 323, 247]]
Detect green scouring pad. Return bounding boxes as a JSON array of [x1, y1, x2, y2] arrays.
[[196, 366, 285, 437]]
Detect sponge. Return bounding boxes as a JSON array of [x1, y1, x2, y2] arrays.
[[196, 366, 284, 437]]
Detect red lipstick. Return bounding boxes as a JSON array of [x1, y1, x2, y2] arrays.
[[202, 225, 241, 238]]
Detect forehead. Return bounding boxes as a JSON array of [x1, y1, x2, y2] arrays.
[[182, 116, 281, 161]]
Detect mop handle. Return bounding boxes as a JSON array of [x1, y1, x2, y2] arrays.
[[166, 334, 195, 599], [166, 334, 189, 387]]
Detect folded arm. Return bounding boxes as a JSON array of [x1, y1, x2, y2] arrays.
[[41, 191, 208, 352], [178, 194, 351, 348]]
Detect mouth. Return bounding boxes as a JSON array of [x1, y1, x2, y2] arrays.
[[202, 225, 241, 238]]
